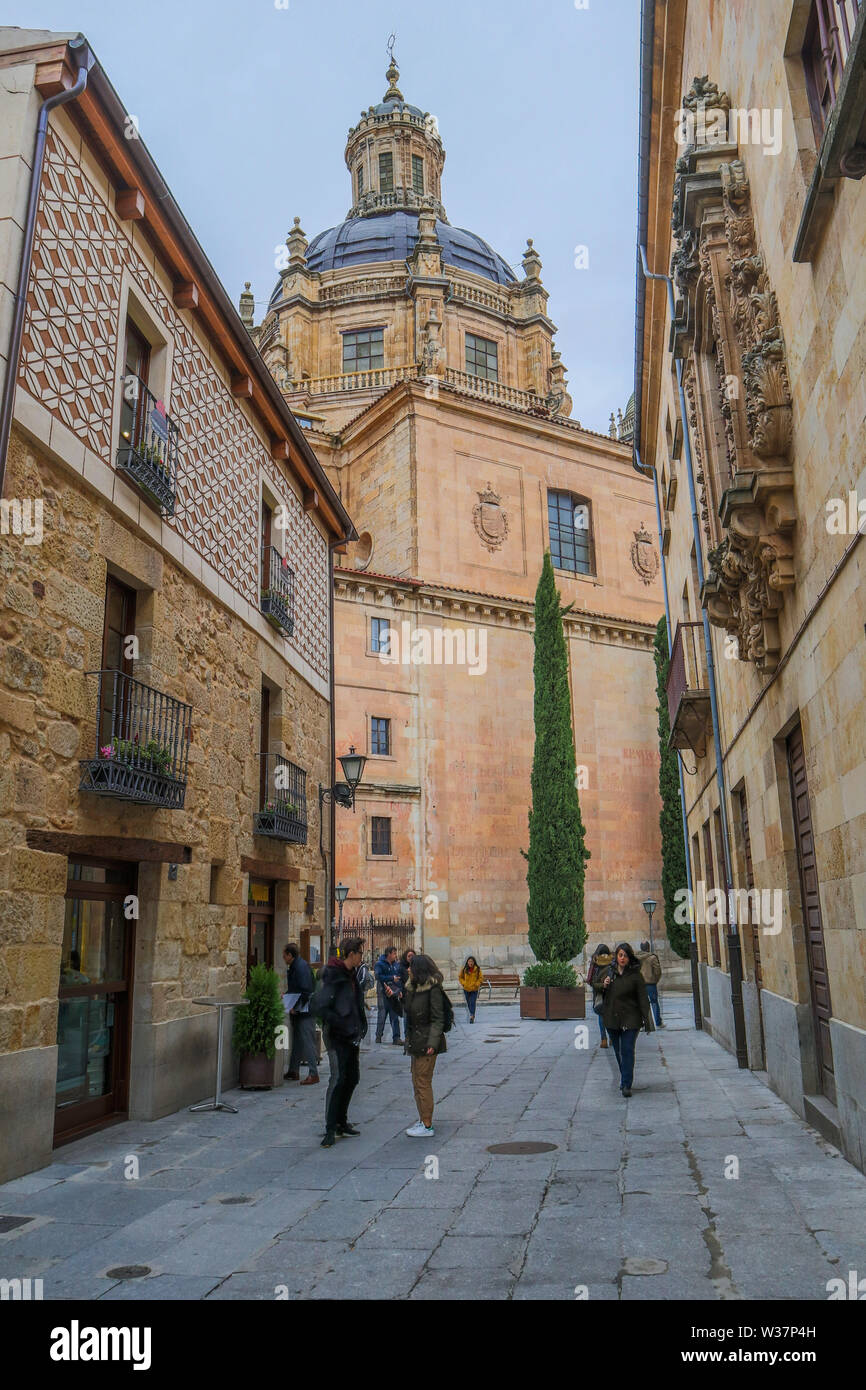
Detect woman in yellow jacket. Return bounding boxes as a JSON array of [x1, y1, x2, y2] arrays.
[[458, 956, 485, 1023]]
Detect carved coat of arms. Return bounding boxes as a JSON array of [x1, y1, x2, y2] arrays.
[[630, 521, 659, 586], [473, 483, 509, 552]]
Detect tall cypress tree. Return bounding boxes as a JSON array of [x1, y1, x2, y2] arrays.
[[654, 615, 690, 958], [526, 553, 589, 962]]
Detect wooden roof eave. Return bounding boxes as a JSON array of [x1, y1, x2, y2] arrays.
[[29, 41, 355, 545]]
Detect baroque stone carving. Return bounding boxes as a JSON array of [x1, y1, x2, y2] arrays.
[[472, 483, 509, 552], [670, 79, 796, 675], [630, 522, 660, 586]]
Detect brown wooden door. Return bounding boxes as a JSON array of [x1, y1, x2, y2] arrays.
[[55, 859, 136, 1143], [737, 789, 763, 991], [100, 577, 137, 749], [787, 724, 835, 1103]]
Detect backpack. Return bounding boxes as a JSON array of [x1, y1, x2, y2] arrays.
[[439, 985, 454, 1033]]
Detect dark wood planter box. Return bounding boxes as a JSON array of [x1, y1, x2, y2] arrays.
[[520, 985, 586, 1021], [239, 1052, 274, 1089]]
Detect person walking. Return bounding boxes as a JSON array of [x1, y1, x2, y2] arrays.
[[403, 953, 448, 1137], [587, 942, 613, 1048], [374, 945, 404, 1045], [282, 943, 319, 1085], [314, 937, 367, 1147], [638, 940, 664, 1027], [599, 941, 654, 1097], [458, 955, 484, 1023]]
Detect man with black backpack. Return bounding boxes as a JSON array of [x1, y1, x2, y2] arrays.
[[402, 953, 453, 1137], [311, 937, 367, 1148]]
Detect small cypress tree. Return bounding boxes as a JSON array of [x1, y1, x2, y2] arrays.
[[654, 615, 690, 958], [233, 963, 285, 1058], [526, 553, 589, 966]]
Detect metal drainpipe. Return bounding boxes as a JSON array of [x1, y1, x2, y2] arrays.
[[0, 37, 93, 495], [639, 246, 748, 1068], [635, 445, 702, 1031], [322, 537, 341, 956]]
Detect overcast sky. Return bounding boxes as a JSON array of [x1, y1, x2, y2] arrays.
[[20, 0, 641, 434]]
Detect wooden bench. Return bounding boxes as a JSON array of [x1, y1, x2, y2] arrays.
[[483, 972, 521, 1000]]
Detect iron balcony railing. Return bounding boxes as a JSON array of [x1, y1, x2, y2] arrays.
[[666, 621, 712, 758], [260, 546, 295, 637], [254, 753, 307, 844], [808, 0, 860, 132], [116, 373, 179, 517], [79, 670, 192, 808]]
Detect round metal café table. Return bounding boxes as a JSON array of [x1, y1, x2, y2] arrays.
[[189, 997, 248, 1114]]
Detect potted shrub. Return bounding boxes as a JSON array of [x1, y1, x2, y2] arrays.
[[521, 961, 586, 1020], [521, 553, 590, 1021], [233, 963, 284, 1088]]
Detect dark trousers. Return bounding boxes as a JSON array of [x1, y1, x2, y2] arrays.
[[289, 1012, 318, 1076], [325, 1037, 360, 1132], [376, 992, 402, 1041], [463, 989, 478, 1019], [593, 1002, 607, 1041], [646, 983, 662, 1026], [607, 1027, 639, 1089]]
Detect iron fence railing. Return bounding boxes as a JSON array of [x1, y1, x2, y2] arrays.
[[116, 373, 179, 517], [340, 915, 417, 962], [79, 670, 191, 808], [260, 546, 295, 637], [254, 752, 307, 843]]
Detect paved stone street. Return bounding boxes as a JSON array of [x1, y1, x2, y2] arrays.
[[2, 996, 865, 1301]]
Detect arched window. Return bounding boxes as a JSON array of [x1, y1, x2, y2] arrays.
[[547, 490, 594, 575]]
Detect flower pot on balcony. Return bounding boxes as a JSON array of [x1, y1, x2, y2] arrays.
[[519, 985, 585, 1021]]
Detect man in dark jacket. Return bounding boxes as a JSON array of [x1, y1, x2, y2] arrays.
[[599, 942, 654, 1097], [374, 946, 404, 1045], [283, 943, 318, 1084], [316, 937, 367, 1147]]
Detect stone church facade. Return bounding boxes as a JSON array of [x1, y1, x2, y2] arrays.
[[252, 58, 667, 974], [636, 0, 866, 1168]]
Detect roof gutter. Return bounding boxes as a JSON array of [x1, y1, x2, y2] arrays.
[[0, 34, 94, 497]]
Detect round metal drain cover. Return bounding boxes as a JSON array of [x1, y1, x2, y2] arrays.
[[487, 1141, 558, 1155], [622, 1257, 668, 1276], [106, 1265, 151, 1280], [219, 1195, 253, 1205]]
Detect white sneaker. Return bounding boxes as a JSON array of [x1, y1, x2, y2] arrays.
[[405, 1121, 434, 1137]]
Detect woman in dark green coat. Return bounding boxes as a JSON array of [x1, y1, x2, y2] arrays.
[[402, 954, 447, 1137], [599, 941, 654, 1097]]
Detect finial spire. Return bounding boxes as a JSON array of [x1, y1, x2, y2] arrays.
[[384, 33, 403, 101]]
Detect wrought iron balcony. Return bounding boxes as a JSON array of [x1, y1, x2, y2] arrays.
[[254, 753, 307, 843], [79, 670, 191, 808], [260, 546, 295, 636], [666, 622, 713, 758], [116, 374, 179, 517]]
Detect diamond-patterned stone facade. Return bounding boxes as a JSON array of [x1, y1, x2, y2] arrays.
[[19, 129, 329, 683]]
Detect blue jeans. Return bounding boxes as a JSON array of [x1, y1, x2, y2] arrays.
[[593, 1001, 607, 1041], [376, 992, 402, 1041], [463, 989, 478, 1019], [607, 1027, 639, 1089], [646, 983, 662, 1026]]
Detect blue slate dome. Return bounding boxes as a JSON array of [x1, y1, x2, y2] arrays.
[[269, 211, 516, 306]]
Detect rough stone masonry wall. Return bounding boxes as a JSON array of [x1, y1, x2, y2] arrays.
[[0, 426, 330, 1060]]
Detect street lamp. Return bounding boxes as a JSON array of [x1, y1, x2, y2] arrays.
[[319, 747, 367, 953], [335, 881, 349, 936], [642, 898, 657, 954]]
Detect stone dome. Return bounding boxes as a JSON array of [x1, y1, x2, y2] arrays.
[[269, 210, 516, 306]]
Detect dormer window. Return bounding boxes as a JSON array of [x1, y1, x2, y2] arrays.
[[412, 155, 424, 194], [379, 151, 394, 193]]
